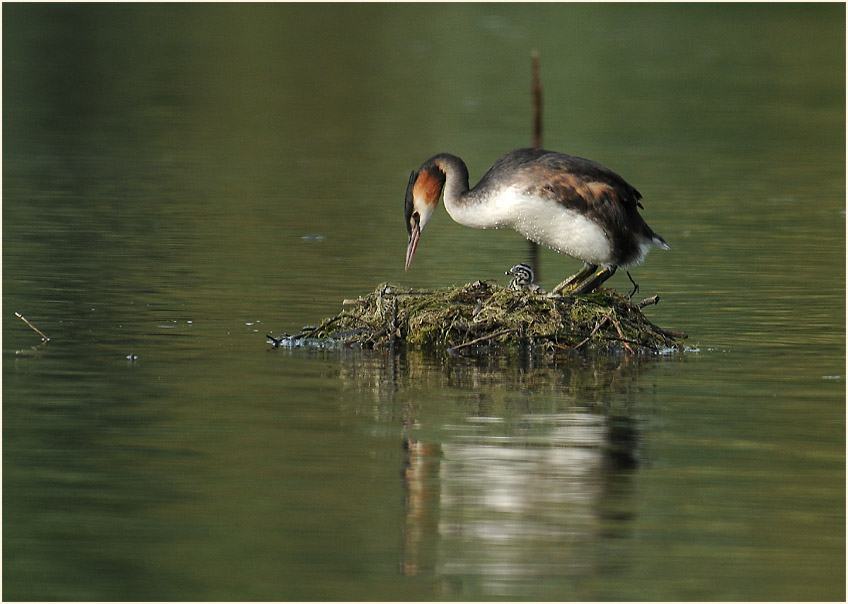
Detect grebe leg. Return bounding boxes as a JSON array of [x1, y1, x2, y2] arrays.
[[571, 266, 617, 294], [625, 271, 639, 299], [552, 263, 597, 295]]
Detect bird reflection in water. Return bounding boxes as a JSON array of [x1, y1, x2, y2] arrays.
[[400, 412, 639, 591], [336, 350, 650, 596], [392, 360, 646, 597]]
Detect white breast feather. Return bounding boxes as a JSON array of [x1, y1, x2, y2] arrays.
[[445, 185, 663, 268], [502, 188, 613, 265], [444, 187, 619, 265]]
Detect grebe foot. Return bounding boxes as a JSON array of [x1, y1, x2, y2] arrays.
[[551, 264, 597, 295], [625, 271, 639, 300]]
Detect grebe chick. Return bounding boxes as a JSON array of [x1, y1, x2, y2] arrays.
[[403, 148, 669, 294], [506, 263, 545, 293]]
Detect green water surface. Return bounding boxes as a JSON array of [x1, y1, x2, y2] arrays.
[[3, 4, 844, 601]]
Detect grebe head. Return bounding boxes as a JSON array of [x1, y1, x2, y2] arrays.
[[404, 164, 445, 270], [506, 263, 535, 285]]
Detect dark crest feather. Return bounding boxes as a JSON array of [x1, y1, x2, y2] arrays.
[[404, 170, 417, 236]]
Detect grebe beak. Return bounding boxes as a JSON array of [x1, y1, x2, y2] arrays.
[[403, 166, 439, 270], [405, 214, 421, 270]]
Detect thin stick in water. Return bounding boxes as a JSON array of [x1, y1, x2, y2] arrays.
[[15, 312, 50, 341], [531, 50, 543, 148], [527, 50, 544, 278]]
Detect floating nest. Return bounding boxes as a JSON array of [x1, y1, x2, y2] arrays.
[[268, 281, 687, 356]]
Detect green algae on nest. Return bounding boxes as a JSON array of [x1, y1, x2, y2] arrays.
[[268, 281, 687, 356]]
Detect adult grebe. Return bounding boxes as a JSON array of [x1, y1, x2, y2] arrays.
[[403, 148, 669, 294]]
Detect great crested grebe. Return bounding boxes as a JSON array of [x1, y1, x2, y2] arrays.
[[506, 262, 545, 293], [404, 147, 669, 295]]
